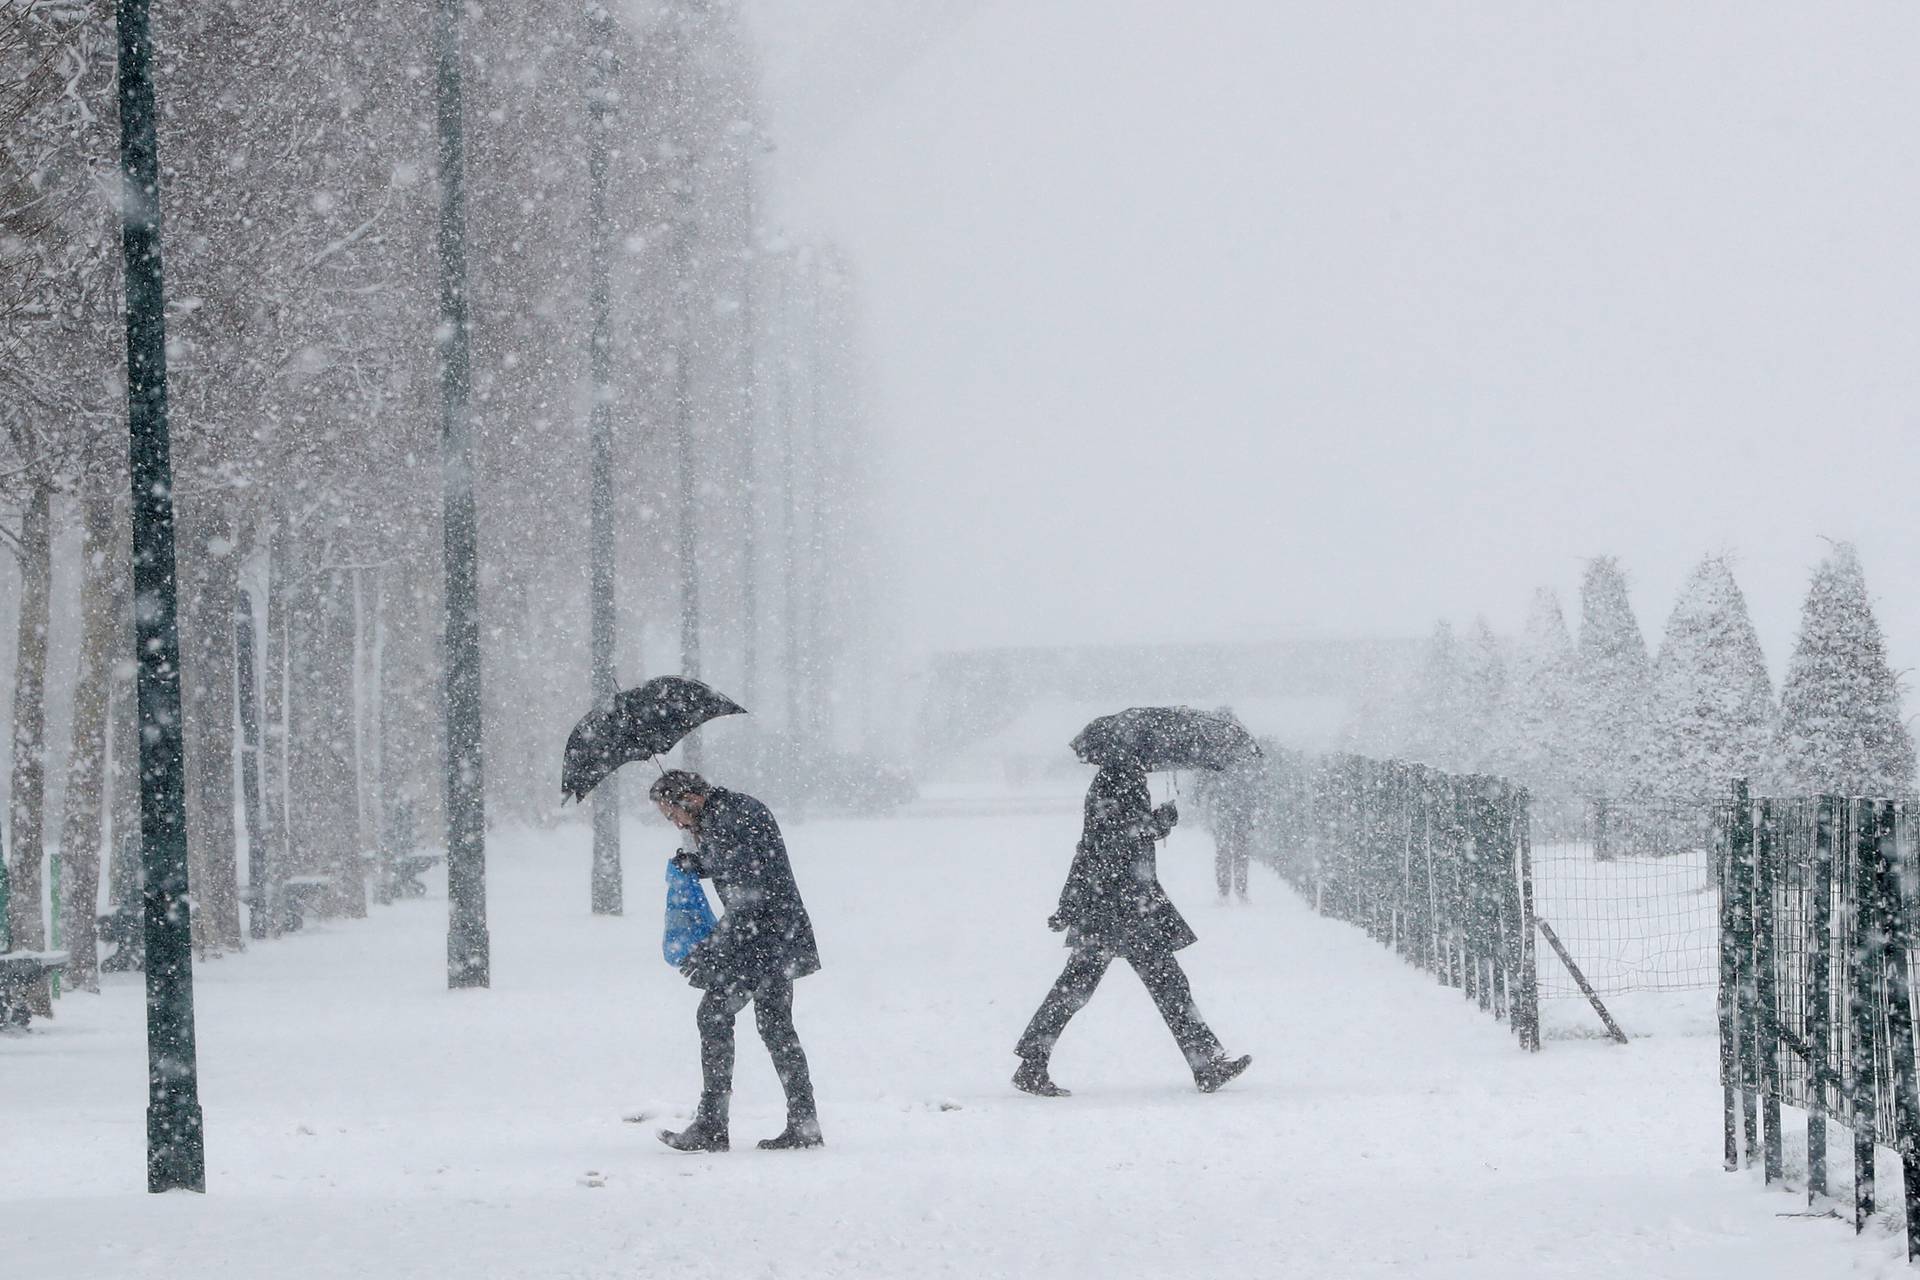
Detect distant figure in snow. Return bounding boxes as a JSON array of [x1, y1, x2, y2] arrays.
[[1012, 760, 1252, 1097], [651, 770, 823, 1153], [1204, 755, 1257, 904]]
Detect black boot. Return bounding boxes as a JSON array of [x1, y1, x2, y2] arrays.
[[1194, 1053, 1252, 1094], [658, 1095, 730, 1153], [758, 1116, 824, 1150], [1013, 1056, 1070, 1098]]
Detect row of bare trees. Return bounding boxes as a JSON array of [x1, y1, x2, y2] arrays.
[[0, 1, 886, 985]]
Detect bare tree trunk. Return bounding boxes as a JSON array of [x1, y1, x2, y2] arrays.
[[288, 538, 363, 918], [180, 500, 242, 951], [320, 563, 365, 918], [260, 511, 289, 935], [7, 481, 52, 1012], [106, 493, 140, 926], [379, 561, 438, 859], [58, 491, 115, 990], [353, 568, 383, 898]]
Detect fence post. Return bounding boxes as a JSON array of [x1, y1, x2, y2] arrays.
[[1807, 796, 1834, 1201], [1718, 784, 1740, 1172], [1421, 769, 1440, 976], [1852, 798, 1880, 1232], [1487, 783, 1511, 1024], [1482, 786, 1497, 1013], [1874, 801, 1920, 1259], [1465, 783, 1482, 1002], [1513, 788, 1539, 1051], [1731, 780, 1760, 1165], [1450, 779, 1469, 993], [1755, 797, 1783, 1185]]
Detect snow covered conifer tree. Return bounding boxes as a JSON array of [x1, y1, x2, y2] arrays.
[[1646, 556, 1774, 799], [1460, 617, 1509, 774], [1406, 620, 1469, 770], [1503, 588, 1579, 820], [1573, 557, 1654, 798], [1776, 542, 1914, 795]]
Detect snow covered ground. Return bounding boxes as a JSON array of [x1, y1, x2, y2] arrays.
[[3, 796, 1907, 1278]]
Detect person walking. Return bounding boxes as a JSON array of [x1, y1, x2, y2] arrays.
[[1012, 759, 1251, 1097], [651, 770, 824, 1152], [1210, 758, 1256, 903]]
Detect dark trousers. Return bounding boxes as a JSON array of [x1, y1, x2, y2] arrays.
[[1216, 834, 1249, 899], [1016, 946, 1224, 1072], [696, 973, 816, 1127]]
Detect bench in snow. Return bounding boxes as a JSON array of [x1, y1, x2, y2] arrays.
[[281, 876, 335, 928], [0, 950, 67, 1028]]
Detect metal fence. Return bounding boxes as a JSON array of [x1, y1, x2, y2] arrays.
[[1720, 786, 1920, 1257], [1529, 796, 1720, 999], [1244, 747, 1539, 1051]]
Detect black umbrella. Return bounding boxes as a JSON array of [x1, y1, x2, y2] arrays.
[[561, 676, 746, 803], [1069, 706, 1260, 772]]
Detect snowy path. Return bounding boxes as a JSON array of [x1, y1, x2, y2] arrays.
[[3, 801, 1903, 1278]]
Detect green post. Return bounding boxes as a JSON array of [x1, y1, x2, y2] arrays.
[[1732, 780, 1758, 1165], [1717, 783, 1740, 1172], [1875, 801, 1920, 1259], [115, 0, 205, 1194], [1754, 798, 1782, 1184], [1807, 796, 1834, 1199], [1852, 799, 1879, 1229]]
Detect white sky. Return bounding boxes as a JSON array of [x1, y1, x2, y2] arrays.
[[748, 1, 1920, 685]]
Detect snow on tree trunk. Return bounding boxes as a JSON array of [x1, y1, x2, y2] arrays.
[[58, 490, 115, 990], [7, 481, 51, 1012], [180, 499, 243, 951], [106, 494, 140, 920], [259, 513, 291, 936]]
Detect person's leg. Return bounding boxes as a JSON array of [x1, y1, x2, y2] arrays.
[[698, 987, 752, 1114], [1131, 951, 1252, 1090], [1015, 947, 1111, 1061], [751, 974, 822, 1147], [1215, 839, 1232, 900], [661, 986, 749, 1150], [1130, 950, 1224, 1068], [1233, 838, 1250, 902], [1013, 947, 1111, 1094]]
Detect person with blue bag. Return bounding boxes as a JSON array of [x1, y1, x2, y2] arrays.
[[650, 769, 823, 1154]]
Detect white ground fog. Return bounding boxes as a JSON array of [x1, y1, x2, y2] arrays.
[[3, 801, 1904, 1278]]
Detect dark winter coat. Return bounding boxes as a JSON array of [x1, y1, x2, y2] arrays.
[[1051, 763, 1197, 957], [676, 788, 821, 991]]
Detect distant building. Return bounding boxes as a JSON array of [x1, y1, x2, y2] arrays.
[[911, 638, 1418, 785]]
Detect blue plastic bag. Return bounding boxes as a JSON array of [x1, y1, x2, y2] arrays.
[[663, 858, 717, 966]]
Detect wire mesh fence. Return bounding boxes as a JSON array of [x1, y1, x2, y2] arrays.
[[1528, 797, 1720, 999], [1721, 787, 1920, 1255]]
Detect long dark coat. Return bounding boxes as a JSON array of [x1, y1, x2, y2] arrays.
[[1052, 763, 1197, 956], [677, 788, 821, 991]]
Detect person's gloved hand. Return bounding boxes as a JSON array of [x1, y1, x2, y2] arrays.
[[1152, 800, 1179, 833], [1046, 911, 1069, 933], [670, 849, 700, 875]]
